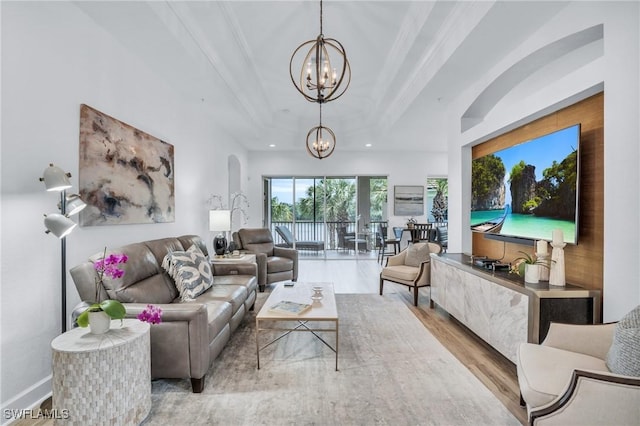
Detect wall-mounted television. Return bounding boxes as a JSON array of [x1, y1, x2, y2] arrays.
[[471, 124, 581, 244]]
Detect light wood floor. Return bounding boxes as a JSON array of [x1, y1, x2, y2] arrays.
[[299, 259, 527, 425], [18, 259, 526, 425]]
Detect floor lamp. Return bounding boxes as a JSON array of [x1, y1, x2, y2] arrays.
[[40, 164, 86, 333]]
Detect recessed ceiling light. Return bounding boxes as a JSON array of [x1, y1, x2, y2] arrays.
[[365, 143, 372, 148], [269, 144, 276, 148]]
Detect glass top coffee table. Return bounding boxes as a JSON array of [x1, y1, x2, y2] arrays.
[[256, 281, 339, 370]]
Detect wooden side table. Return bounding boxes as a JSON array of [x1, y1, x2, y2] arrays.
[[51, 319, 151, 425]]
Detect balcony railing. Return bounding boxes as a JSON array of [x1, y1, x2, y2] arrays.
[[270, 221, 386, 250]]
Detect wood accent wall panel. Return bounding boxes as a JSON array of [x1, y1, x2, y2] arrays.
[[471, 93, 604, 298]]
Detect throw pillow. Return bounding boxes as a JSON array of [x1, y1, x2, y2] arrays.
[[606, 304, 640, 376], [162, 245, 214, 301], [404, 243, 430, 268]]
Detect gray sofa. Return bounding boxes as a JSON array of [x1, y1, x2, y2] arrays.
[[70, 235, 257, 393]]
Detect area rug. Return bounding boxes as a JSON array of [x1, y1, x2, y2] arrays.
[[142, 294, 519, 425]]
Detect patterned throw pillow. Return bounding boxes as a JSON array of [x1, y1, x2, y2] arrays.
[[404, 243, 430, 268], [606, 305, 640, 376], [162, 245, 214, 301]]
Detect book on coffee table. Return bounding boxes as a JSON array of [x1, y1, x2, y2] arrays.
[[268, 300, 312, 315]]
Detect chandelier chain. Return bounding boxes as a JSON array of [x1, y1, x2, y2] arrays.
[[320, 0, 323, 35]]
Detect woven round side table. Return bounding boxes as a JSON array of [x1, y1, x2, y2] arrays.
[[51, 319, 151, 425]]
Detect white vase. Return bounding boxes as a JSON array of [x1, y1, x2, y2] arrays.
[[88, 311, 111, 334], [524, 264, 540, 283]]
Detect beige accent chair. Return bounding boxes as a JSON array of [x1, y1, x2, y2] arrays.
[[517, 322, 640, 425], [379, 242, 441, 306], [234, 228, 298, 291]]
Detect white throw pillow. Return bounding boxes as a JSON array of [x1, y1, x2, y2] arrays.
[[162, 245, 213, 301]]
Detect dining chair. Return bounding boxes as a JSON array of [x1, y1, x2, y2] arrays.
[[411, 223, 433, 243], [378, 223, 401, 265]]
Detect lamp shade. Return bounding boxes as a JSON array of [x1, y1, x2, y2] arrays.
[[209, 210, 231, 232], [40, 163, 72, 191], [65, 194, 86, 216], [44, 213, 77, 238]]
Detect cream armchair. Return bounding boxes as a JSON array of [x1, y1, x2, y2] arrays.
[[517, 321, 640, 425], [379, 242, 441, 306]]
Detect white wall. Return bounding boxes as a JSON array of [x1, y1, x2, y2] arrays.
[[446, 1, 639, 321], [245, 149, 447, 231], [0, 2, 248, 417]]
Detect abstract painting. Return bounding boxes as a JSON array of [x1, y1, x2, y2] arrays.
[[394, 185, 424, 216], [78, 104, 174, 226]]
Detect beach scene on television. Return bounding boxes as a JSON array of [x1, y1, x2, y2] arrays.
[[470, 124, 580, 244]]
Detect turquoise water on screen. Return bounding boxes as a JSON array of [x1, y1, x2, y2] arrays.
[[471, 209, 576, 243]]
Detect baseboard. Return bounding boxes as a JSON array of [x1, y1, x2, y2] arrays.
[[1, 375, 52, 426]]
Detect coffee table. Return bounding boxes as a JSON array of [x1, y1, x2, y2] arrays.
[[256, 282, 338, 370]]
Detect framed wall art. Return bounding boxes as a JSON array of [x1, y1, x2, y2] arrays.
[[78, 104, 175, 226], [394, 185, 424, 216]]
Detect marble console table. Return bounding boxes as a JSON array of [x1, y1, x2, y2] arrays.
[[430, 253, 600, 364]]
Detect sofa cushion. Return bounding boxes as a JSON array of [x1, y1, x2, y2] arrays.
[[190, 285, 248, 315], [381, 265, 420, 283], [179, 299, 233, 341], [405, 243, 430, 267], [163, 245, 214, 301], [517, 342, 609, 408], [144, 238, 188, 268], [606, 305, 640, 376], [213, 275, 258, 295], [95, 243, 178, 303]]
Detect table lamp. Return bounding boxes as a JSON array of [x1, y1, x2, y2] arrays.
[[209, 210, 231, 256]]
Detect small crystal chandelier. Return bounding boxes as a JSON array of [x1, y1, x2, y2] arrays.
[[306, 104, 336, 160], [290, 0, 351, 103]]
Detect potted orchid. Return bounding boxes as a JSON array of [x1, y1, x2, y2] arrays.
[[76, 249, 128, 333], [510, 251, 552, 284]]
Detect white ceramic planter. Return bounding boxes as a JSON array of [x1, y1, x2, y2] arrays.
[[524, 264, 540, 284], [88, 311, 111, 334]]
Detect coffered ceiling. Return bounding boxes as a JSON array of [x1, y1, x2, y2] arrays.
[[75, 1, 569, 152]]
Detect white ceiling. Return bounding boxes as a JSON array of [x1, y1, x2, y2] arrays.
[[75, 1, 570, 153]]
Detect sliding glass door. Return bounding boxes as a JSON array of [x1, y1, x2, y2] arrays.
[[265, 176, 387, 260]]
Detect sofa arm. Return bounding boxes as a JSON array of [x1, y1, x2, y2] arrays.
[[211, 262, 257, 277], [530, 369, 640, 426], [274, 246, 298, 280], [123, 303, 210, 385], [251, 252, 268, 287], [273, 246, 297, 260], [542, 322, 615, 360]]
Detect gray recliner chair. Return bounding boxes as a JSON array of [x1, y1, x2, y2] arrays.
[[234, 228, 298, 291]]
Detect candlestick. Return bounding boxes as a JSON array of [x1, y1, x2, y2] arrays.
[[549, 241, 566, 286], [552, 229, 564, 245], [536, 240, 548, 255], [536, 252, 550, 281]]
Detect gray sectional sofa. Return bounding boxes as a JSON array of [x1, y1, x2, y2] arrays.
[[70, 235, 257, 392]]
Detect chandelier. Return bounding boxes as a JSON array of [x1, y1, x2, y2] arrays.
[[289, 0, 351, 104], [306, 104, 336, 160]]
